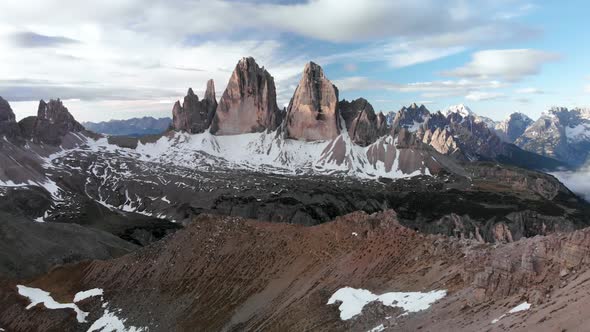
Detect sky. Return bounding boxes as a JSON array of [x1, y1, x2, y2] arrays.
[[0, 0, 588, 122]]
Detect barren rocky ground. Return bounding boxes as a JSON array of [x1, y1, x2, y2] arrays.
[[2, 210, 590, 331]]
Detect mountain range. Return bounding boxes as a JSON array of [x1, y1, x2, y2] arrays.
[[1, 57, 590, 331], [83, 117, 172, 137]]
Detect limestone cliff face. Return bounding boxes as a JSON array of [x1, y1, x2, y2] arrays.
[[211, 57, 281, 135], [23, 99, 84, 145], [0, 96, 22, 139], [284, 62, 340, 141], [172, 80, 217, 134], [339, 98, 388, 146]]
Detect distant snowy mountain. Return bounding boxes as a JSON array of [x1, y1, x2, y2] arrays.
[[83, 117, 171, 137], [444, 104, 497, 129], [515, 107, 590, 166], [495, 112, 534, 143]]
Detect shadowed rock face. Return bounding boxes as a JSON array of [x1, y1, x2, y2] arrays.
[[391, 103, 430, 135], [211, 57, 281, 135], [20, 99, 84, 145], [172, 80, 217, 134], [339, 98, 388, 146], [285, 62, 340, 141], [495, 112, 533, 143], [0, 97, 22, 139]]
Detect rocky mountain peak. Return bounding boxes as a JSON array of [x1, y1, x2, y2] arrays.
[[204, 79, 216, 103], [0, 96, 16, 123], [172, 81, 217, 134], [391, 103, 431, 133], [0, 96, 22, 139], [211, 57, 281, 135], [284, 61, 340, 141], [187, 87, 197, 99], [444, 104, 472, 118], [339, 98, 388, 146], [22, 99, 84, 145], [515, 106, 590, 166], [495, 112, 533, 143]]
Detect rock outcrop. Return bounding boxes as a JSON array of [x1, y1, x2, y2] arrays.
[[284, 62, 340, 141], [495, 112, 533, 143], [172, 80, 217, 134], [339, 98, 388, 146], [515, 107, 590, 167], [391, 103, 430, 134], [0, 97, 22, 139], [23, 99, 84, 145], [210, 57, 281, 135]]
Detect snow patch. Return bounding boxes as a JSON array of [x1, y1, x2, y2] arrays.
[[74, 288, 103, 302], [565, 123, 590, 142], [327, 287, 446, 320], [491, 301, 531, 324], [367, 324, 385, 332], [17, 285, 144, 331], [87, 309, 145, 332], [17, 285, 88, 323]]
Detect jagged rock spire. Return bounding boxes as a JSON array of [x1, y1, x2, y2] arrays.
[[172, 80, 217, 134], [339, 98, 388, 146], [0, 96, 22, 139], [210, 57, 281, 135], [284, 62, 340, 141]]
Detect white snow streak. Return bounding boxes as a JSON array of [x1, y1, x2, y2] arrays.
[[17, 285, 89, 323], [327, 287, 446, 320], [491, 301, 531, 324], [73, 288, 104, 302], [87, 309, 145, 332]]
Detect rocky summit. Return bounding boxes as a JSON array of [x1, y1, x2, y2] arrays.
[[495, 112, 534, 143], [339, 98, 388, 146], [210, 57, 282, 135], [18, 99, 85, 145], [172, 80, 217, 134], [0, 96, 21, 139], [285, 61, 341, 141], [515, 107, 590, 167]]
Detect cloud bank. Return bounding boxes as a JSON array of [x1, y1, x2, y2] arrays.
[[552, 166, 590, 202]]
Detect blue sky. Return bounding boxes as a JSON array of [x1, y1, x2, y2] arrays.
[[0, 0, 587, 122]]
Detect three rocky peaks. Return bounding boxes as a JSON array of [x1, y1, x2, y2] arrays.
[[0, 96, 83, 145], [170, 57, 387, 145]]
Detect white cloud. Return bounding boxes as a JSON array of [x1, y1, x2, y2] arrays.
[[444, 49, 560, 81], [465, 91, 505, 101], [552, 166, 590, 201], [0, 0, 544, 121], [515, 87, 544, 94], [334, 76, 505, 100], [388, 46, 466, 67], [585, 84, 590, 93]]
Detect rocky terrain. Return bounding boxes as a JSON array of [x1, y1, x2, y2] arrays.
[[495, 112, 533, 143], [211, 57, 282, 135], [173, 80, 217, 134], [83, 117, 172, 137], [0, 56, 589, 331], [284, 62, 341, 141], [2, 211, 590, 331], [515, 107, 590, 167]]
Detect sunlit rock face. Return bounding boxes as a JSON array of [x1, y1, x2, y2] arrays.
[[211, 57, 282, 135], [284, 62, 340, 141]]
